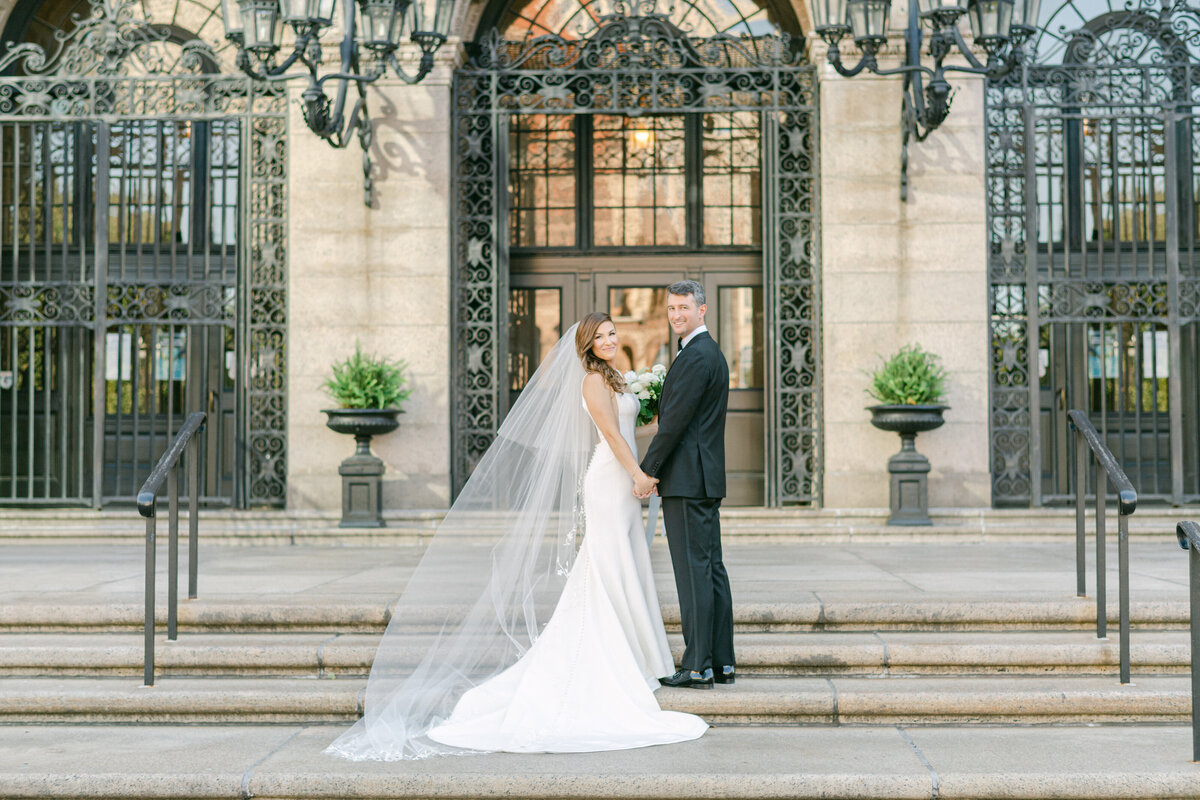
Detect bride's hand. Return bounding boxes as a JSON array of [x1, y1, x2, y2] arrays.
[[632, 470, 658, 498]]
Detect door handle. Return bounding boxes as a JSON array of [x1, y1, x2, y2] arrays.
[[1056, 387, 1066, 411]]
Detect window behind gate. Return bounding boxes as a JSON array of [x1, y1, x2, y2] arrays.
[[0, 0, 288, 507], [988, 0, 1200, 506]]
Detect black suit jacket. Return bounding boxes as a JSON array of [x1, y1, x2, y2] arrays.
[[640, 331, 729, 499]]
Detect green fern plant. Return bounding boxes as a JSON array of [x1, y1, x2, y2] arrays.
[[867, 344, 948, 405], [323, 343, 411, 410]]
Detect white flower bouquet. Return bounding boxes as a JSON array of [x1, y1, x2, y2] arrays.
[[624, 364, 667, 427]]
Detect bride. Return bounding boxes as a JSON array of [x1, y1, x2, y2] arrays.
[[325, 313, 707, 760]]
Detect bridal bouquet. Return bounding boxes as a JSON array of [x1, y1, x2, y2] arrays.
[[625, 364, 667, 427]]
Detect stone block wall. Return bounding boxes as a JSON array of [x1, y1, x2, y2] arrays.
[[818, 59, 992, 509], [285, 69, 454, 511]]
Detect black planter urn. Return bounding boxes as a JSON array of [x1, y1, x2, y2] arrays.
[[322, 408, 402, 528], [868, 404, 948, 526]]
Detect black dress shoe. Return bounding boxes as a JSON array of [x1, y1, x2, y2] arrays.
[[714, 666, 735, 684], [660, 668, 714, 689]]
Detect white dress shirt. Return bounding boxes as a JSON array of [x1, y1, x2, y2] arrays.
[[679, 324, 709, 350]]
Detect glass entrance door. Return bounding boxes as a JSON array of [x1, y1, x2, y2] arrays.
[[508, 265, 765, 504], [704, 273, 764, 505]]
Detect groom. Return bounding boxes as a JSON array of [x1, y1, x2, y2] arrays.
[[633, 280, 734, 690]]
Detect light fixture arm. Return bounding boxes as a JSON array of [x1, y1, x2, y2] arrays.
[[820, 0, 1029, 200], [823, 37, 879, 77], [385, 48, 434, 83], [226, 0, 452, 206], [236, 34, 311, 79]]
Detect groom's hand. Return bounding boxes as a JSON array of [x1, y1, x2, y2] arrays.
[[632, 472, 658, 499]]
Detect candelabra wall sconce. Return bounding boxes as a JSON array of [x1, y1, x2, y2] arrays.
[[221, 0, 453, 204], [812, 0, 1040, 199]]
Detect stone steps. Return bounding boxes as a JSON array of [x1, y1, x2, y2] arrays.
[[2, 539, 1198, 798], [0, 630, 1191, 677], [5, 724, 1200, 800], [3, 506, 1196, 544], [0, 674, 1190, 725]]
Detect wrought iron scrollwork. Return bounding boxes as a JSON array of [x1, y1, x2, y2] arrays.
[[452, 6, 819, 504], [987, 0, 1200, 505], [0, 0, 222, 77], [0, 0, 288, 507]]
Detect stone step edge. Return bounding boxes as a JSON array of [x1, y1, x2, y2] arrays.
[[3, 769, 1200, 800], [1, 637, 1195, 675], [0, 600, 1185, 631], [2, 506, 1194, 522], [0, 527, 1188, 545], [0, 680, 1189, 724]]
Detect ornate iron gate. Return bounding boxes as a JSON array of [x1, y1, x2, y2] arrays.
[[0, 0, 288, 506], [450, 10, 820, 504], [988, 0, 1200, 505]]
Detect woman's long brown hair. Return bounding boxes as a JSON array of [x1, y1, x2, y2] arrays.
[[576, 312, 626, 394]]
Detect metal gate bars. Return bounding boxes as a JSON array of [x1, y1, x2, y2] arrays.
[[0, 0, 289, 507], [987, 1, 1200, 505]]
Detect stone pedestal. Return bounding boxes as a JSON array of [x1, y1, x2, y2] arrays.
[[868, 403, 947, 525], [338, 441, 386, 528], [888, 433, 932, 526], [322, 408, 400, 527]]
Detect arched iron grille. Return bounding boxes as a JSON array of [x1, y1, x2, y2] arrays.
[[0, 0, 287, 506], [496, 0, 783, 41], [451, 4, 820, 504], [987, 0, 1200, 505]]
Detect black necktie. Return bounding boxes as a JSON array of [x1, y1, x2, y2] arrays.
[[677, 337, 684, 352]]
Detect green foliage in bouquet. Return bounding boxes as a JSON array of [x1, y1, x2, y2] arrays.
[[867, 344, 948, 405], [626, 364, 667, 426], [323, 342, 412, 410]]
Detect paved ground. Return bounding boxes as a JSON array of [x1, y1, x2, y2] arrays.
[[3, 724, 1200, 798], [0, 537, 1192, 611]]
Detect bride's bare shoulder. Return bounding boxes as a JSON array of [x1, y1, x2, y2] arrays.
[[582, 371, 607, 391]]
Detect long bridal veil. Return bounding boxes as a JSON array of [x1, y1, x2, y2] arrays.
[[326, 323, 595, 760]]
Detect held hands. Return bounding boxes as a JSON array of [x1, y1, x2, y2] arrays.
[[632, 471, 659, 499]]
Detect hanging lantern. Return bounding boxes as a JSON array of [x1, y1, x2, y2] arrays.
[[967, 0, 1015, 46], [221, 0, 245, 40], [847, 0, 891, 45], [358, 0, 411, 51], [813, 0, 851, 39], [238, 0, 282, 53]]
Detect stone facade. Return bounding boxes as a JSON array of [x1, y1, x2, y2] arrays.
[[0, 0, 998, 512], [286, 69, 456, 511], [818, 62, 991, 509], [287, 3, 996, 512]]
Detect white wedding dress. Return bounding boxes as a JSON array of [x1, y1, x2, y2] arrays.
[[426, 390, 708, 753]]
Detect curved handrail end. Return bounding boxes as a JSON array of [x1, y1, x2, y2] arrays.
[[1178, 520, 1200, 552], [1118, 488, 1138, 516], [137, 492, 157, 519]]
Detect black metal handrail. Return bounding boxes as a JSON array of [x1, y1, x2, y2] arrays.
[[136, 411, 206, 687], [1068, 409, 1138, 684], [1175, 521, 1200, 761]]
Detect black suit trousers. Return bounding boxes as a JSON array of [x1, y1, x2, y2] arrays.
[[661, 496, 735, 673]]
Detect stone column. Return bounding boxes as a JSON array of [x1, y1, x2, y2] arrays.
[[819, 52, 991, 509], [286, 56, 456, 512]]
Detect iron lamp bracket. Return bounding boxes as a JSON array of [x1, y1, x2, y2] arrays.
[[822, 0, 1027, 200], [231, 2, 443, 206]]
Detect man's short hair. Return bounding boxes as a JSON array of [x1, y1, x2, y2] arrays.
[[667, 279, 705, 306]]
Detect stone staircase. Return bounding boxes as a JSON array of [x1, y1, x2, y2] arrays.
[[0, 600, 1194, 726], [3, 528, 1200, 797]]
